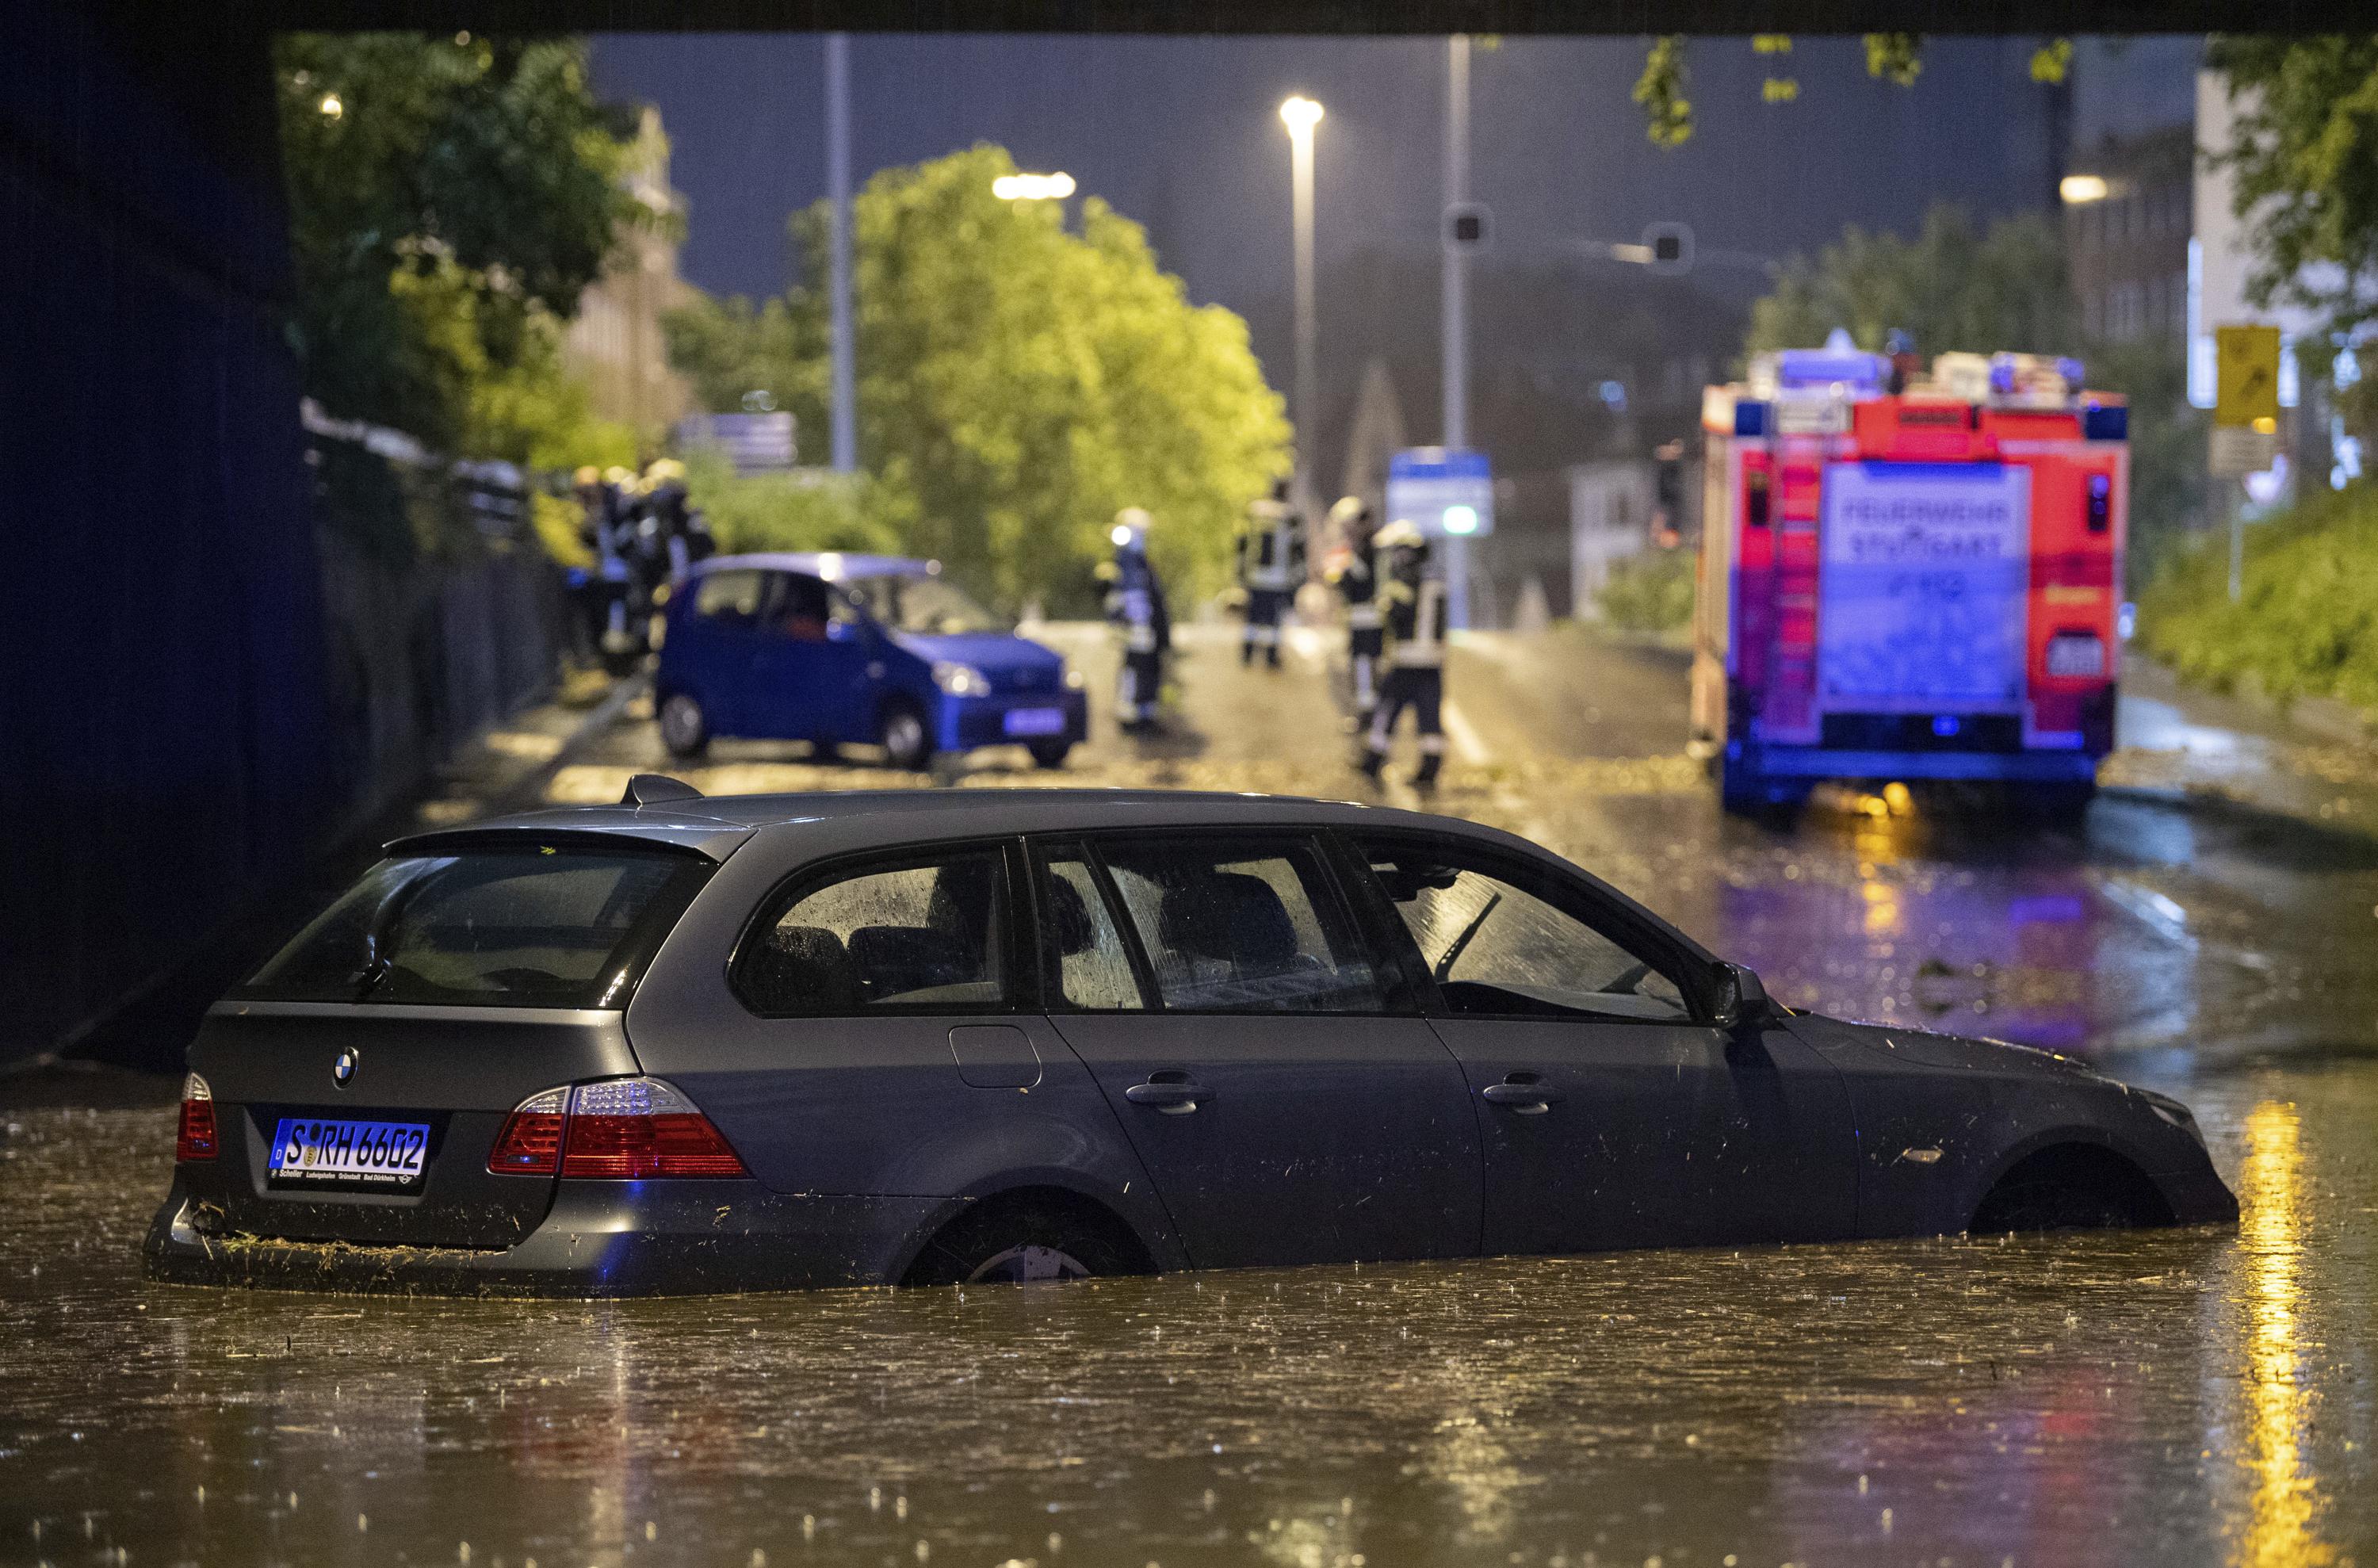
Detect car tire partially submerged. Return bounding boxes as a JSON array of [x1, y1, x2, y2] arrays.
[[903, 1196, 1153, 1287]]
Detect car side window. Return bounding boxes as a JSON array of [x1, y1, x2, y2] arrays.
[[775, 572, 832, 641], [1035, 850, 1149, 1012], [1357, 839, 1689, 1023], [692, 568, 765, 622], [736, 849, 1010, 1015], [1094, 836, 1383, 1014]]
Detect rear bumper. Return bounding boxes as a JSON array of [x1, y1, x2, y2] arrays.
[[142, 1176, 944, 1298], [1734, 744, 2101, 785]]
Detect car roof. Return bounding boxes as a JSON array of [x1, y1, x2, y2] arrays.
[[401, 789, 1504, 862], [696, 552, 932, 582], [389, 788, 1718, 967]]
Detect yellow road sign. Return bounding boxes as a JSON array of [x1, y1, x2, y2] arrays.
[[2215, 324, 2281, 429]]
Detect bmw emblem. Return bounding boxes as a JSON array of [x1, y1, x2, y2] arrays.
[[333, 1048, 359, 1088]]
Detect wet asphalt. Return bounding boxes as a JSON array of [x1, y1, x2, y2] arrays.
[[3, 621, 2374, 1566]]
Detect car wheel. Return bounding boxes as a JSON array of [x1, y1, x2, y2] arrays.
[[903, 1200, 1146, 1287], [1027, 740, 1072, 770], [880, 702, 932, 771], [1975, 1182, 2140, 1233], [657, 692, 709, 759]]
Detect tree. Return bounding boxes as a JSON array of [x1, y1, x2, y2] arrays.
[[1745, 205, 2078, 359], [667, 145, 1290, 611], [1632, 35, 2073, 147], [1744, 202, 2206, 584], [277, 33, 637, 459], [661, 291, 820, 423], [2204, 35, 2378, 440]]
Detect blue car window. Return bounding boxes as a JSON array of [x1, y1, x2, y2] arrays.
[[1095, 838, 1382, 1015], [738, 851, 1010, 1016], [847, 573, 1002, 635], [774, 573, 832, 641], [692, 569, 766, 621]]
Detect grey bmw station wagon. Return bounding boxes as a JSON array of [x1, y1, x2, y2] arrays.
[[147, 782, 2236, 1296]]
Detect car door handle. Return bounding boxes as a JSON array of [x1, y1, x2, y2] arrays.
[[1125, 1077, 1210, 1115], [1481, 1077, 1564, 1113]]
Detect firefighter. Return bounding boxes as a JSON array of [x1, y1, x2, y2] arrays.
[[1325, 494, 1382, 722], [1105, 507, 1171, 732], [639, 457, 700, 582], [1235, 477, 1306, 668], [1359, 520, 1448, 788]]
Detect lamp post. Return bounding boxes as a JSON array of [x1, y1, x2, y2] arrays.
[[825, 33, 856, 475], [1441, 36, 1471, 629], [1279, 95, 1323, 518]]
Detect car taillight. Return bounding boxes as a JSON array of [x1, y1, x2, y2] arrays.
[[489, 1078, 747, 1180], [176, 1073, 217, 1162], [561, 1078, 747, 1180], [487, 1086, 571, 1175]]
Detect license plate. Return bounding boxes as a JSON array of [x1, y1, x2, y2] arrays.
[[1002, 706, 1067, 737], [268, 1117, 431, 1190], [2045, 634, 2106, 678]]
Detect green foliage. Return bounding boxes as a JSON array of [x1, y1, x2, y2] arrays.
[[1743, 201, 2208, 589], [2204, 36, 2378, 442], [679, 449, 900, 557], [2088, 338, 2209, 591], [1634, 37, 1692, 147], [277, 33, 633, 460], [1596, 550, 1697, 632], [2029, 39, 2074, 85], [2136, 483, 2378, 709], [661, 293, 820, 424], [1745, 204, 2077, 362], [664, 145, 1290, 613], [1864, 33, 1923, 88]]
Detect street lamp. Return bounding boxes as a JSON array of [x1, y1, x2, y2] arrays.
[[992, 172, 1077, 201], [1279, 96, 1323, 518]]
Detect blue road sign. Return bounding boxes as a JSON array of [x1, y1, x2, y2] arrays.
[[1386, 447, 1495, 540]]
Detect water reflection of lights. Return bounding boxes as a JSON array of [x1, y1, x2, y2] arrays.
[[2238, 1100, 2335, 1568], [1429, 1409, 1521, 1543]]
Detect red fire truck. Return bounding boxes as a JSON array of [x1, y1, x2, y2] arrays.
[[1692, 348, 2128, 816]]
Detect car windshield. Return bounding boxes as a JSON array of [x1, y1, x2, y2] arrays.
[[847, 573, 1003, 636], [235, 846, 711, 1008]]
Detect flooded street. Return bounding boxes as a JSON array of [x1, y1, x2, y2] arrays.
[[2, 1068, 2370, 1567], [7, 633, 2377, 1566]]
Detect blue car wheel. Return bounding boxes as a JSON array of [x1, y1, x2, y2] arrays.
[[879, 700, 932, 771]]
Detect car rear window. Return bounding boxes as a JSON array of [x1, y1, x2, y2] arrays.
[[236, 845, 711, 1008]]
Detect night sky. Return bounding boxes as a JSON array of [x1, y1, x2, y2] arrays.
[[591, 33, 2195, 308], [587, 33, 2197, 484]]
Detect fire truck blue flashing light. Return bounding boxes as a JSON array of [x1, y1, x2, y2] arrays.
[[1775, 350, 1889, 393]]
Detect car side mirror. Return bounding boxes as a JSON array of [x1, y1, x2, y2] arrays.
[[1710, 961, 1772, 1029]]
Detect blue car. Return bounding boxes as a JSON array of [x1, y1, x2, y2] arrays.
[[654, 553, 1088, 770]]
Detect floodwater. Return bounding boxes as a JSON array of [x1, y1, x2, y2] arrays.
[[2, 1065, 2372, 1567], [8, 646, 2378, 1566]]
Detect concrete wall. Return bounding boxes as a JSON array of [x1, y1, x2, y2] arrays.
[[0, 6, 568, 1065], [2, 7, 338, 1064]]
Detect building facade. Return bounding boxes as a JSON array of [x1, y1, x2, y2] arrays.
[[562, 106, 696, 438]]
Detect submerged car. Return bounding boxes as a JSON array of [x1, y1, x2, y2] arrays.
[[652, 553, 1089, 771], [147, 784, 2236, 1296]]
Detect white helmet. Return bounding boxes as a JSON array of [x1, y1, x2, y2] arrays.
[[1111, 506, 1153, 549]]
